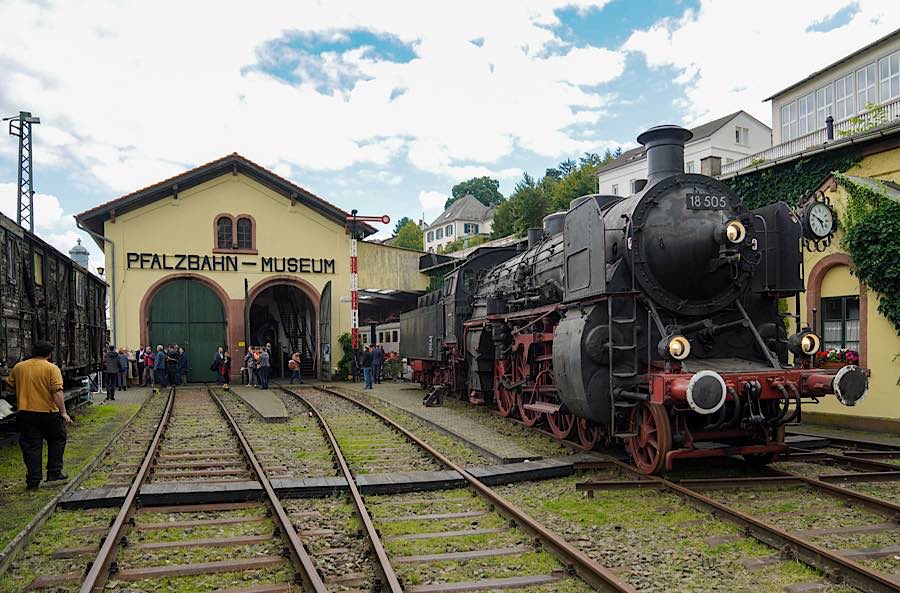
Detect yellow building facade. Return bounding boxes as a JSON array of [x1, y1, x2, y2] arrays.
[[77, 154, 428, 381], [796, 149, 900, 430]]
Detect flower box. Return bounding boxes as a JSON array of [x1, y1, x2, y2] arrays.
[[819, 361, 849, 369]]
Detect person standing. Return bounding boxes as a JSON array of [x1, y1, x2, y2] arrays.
[[141, 346, 154, 387], [362, 346, 374, 389], [116, 348, 128, 391], [154, 345, 166, 388], [177, 347, 189, 385], [245, 348, 257, 386], [256, 347, 270, 390], [289, 351, 302, 384], [165, 345, 179, 388], [135, 346, 144, 385], [372, 344, 384, 385], [3, 340, 72, 490], [103, 345, 122, 401], [219, 351, 232, 387], [213, 347, 225, 385]]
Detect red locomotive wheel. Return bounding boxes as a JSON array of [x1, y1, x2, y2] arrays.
[[518, 388, 541, 427], [625, 402, 672, 475], [575, 418, 603, 449], [548, 409, 575, 439], [496, 385, 516, 418]]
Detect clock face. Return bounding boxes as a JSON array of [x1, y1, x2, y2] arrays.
[[808, 203, 834, 238]]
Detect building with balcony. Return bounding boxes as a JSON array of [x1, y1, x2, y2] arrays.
[[724, 28, 900, 176], [596, 111, 771, 195], [423, 195, 495, 253]]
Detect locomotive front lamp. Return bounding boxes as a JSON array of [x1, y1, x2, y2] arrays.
[[660, 335, 691, 361], [788, 330, 820, 357], [724, 220, 746, 243]]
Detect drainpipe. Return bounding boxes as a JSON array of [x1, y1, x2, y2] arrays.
[[75, 219, 116, 345], [826, 116, 834, 141]]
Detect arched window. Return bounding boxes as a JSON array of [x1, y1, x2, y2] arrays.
[[216, 216, 233, 249], [236, 217, 253, 250]]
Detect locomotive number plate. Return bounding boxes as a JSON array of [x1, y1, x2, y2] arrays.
[[686, 193, 728, 210]]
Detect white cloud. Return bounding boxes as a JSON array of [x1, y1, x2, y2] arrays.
[[418, 189, 448, 221], [623, 0, 900, 126], [0, 0, 623, 195]]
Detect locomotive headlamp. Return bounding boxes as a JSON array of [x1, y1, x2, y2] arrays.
[[724, 220, 746, 243], [660, 335, 691, 361], [787, 331, 820, 357]]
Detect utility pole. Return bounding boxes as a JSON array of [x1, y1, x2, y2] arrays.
[[346, 210, 390, 380], [4, 111, 40, 232]]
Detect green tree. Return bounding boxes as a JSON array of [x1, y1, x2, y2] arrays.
[[490, 199, 515, 239], [393, 216, 412, 235], [446, 176, 504, 209], [393, 220, 424, 251], [509, 173, 551, 236]]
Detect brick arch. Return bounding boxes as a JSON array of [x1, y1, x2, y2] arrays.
[[139, 273, 230, 347], [806, 253, 867, 366], [247, 276, 321, 375]]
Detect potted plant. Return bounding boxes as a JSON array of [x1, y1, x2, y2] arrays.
[[815, 348, 859, 369]]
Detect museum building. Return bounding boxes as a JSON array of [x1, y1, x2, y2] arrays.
[[76, 154, 428, 382]]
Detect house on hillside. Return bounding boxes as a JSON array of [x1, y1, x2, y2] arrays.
[[724, 27, 900, 175], [423, 195, 495, 253], [596, 111, 771, 195]]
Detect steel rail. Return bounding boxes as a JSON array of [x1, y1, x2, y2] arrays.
[[602, 459, 900, 593], [785, 448, 900, 473], [282, 387, 403, 593], [786, 430, 900, 452], [307, 385, 638, 593], [207, 386, 328, 593], [79, 387, 176, 593]]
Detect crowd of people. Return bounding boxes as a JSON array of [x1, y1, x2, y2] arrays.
[[360, 344, 386, 389]]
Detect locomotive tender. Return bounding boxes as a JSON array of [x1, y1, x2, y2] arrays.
[[0, 210, 107, 419], [401, 124, 869, 474]]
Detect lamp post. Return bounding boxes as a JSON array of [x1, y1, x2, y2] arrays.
[[346, 210, 389, 380]]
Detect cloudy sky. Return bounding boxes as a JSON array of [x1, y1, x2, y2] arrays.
[[0, 0, 897, 269]]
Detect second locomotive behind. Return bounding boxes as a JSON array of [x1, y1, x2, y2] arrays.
[[402, 124, 868, 474]]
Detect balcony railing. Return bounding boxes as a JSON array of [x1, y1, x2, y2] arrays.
[[722, 96, 900, 176]]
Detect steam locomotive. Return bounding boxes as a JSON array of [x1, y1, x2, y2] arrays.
[[401, 124, 868, 474]]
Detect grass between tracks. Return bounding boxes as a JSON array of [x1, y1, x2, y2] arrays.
[[0, 402, 139, 549]]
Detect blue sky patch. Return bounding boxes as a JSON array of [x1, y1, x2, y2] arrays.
[[807, 3, 859, 33]]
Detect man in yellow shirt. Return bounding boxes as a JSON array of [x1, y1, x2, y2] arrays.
[[4, 340, 72, 490]]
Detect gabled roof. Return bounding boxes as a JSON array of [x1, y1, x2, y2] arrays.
[[76, 153, 375, 238], [595, 111, 761, 176], [426, 194, 493, 228], [763, 28, 900, 101]]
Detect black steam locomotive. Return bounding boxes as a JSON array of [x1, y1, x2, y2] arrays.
[[401, 125, 868, 474], [0, 211, 107, 420]]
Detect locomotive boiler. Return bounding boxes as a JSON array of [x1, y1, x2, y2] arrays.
[[401, 124, 868, 474]]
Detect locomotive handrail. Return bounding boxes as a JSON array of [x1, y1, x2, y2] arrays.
[[735, 300, 780, 369]]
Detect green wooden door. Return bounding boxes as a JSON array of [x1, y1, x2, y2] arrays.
[[148, 279, 226, 382]]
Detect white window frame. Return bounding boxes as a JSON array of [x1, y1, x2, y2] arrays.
[[436, 228, 443, 240], [834, 73, 854, 121], [445, 224, 453, 236], [629, 179, 638, 193], [685, 161, 694, 173], [781, 102, 798, 141], [734, 126, 749, 145], [856, 62, 877, 112], [815, 84, 833, 129], [611, 184, 618, 196], [426, 231, 434, 242], [798, 92, 816, 135], [879, 49, 900, 103]]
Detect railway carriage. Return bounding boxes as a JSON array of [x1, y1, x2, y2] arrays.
[[401, 124, 869, 474], [0, 211, 106, 418]]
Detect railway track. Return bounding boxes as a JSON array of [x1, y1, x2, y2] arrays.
[[575, 457, 899, 593], [278, 384, 638, 593]]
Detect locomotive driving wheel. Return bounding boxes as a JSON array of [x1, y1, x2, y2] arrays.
[[625, 402, 672, 474], [494, 360, 516, 418], [518, 386, 541, 427], [547, 408, 575, 439], [575, 418, 603, 449]]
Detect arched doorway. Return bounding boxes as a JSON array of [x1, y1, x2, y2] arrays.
[[146, 278, 227, 382], [248, 283, 317, 378]]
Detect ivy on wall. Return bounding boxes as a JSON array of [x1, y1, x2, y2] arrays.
[[834, 173, 900, 333], [724, 147, 862, 210]]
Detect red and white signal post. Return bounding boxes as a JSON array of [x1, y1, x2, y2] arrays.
[[346, 210, 390, 359]]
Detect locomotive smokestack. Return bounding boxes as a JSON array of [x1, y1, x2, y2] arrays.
[[637, 125, 693, 186]]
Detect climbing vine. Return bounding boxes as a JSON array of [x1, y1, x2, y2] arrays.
[[724, 147, 861, 210], [834, 173, 900, 333]]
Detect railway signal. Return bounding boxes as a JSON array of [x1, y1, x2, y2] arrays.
[[3, 111, 40, 232], [346, 210, 390, 377]]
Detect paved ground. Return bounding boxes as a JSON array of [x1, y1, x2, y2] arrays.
[[330, 380, 539, 463], [229, 385, 288, 422], [86, 385, 153, 406]]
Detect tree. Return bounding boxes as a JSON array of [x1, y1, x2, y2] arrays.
[[393, 216, 412, 235], [393, 220, 423, 251], [446, 176, 504, 209], [558, 159, 576, 175], [507, 173, 551, 236], [490, 199, 515, 239]]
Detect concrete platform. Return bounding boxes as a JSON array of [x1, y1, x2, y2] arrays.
[[329, 382, 539, 464], [58, 454, 596, 508], [228, 386, 288, 422]]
